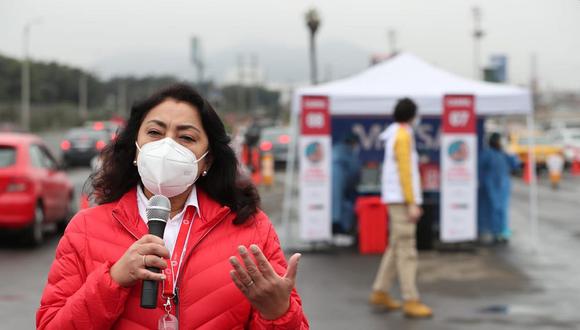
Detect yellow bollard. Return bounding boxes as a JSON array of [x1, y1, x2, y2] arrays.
[[261, 152, 274, 187]]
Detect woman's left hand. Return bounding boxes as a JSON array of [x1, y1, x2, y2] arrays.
[[229, 245, 301, 320]]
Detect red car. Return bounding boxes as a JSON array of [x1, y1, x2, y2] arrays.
[[0, 133, 74, 245]]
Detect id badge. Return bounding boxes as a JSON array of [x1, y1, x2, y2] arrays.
[[158, 313, 178, 330]]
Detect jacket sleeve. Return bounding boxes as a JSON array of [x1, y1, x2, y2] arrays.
[[249, 219, 310, 330], [36, 213, 131, 329], [394, 127, 415, 204]]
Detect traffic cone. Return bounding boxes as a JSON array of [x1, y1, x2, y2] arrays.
[[523, 160, 533, 184], [251, 148, 262, 185], [261, 152, 274, 187]]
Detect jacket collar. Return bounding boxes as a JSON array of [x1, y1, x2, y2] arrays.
[[112, 187, 232, 239]]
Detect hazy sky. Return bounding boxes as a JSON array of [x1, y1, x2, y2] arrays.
[[1, 0, 579, 90]]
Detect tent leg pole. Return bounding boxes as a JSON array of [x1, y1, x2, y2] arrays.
[[282, 108, 299, 248], [526, 114, 539, 253]]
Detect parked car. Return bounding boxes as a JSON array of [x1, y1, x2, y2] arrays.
[[259, 126, 291, 166], [508, 131, 562, 167], [85, 120, 123, 140], [547, 128, 580, 163], [0, 133, 74, 245], [61, 127, 111, 167]]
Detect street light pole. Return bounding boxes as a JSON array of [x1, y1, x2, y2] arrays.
[[388, 28, 397, 55], [21, 25, 31, 132], [472, 7, 484, 80], [305, 8, 321, 85], [20, 18, 41, 132], [78, 71, 88, 121]]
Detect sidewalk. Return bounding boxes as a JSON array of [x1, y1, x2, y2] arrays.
[[263, 173, 580, 329]]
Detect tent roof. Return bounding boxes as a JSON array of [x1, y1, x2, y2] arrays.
[[294, 53, 532, 116]]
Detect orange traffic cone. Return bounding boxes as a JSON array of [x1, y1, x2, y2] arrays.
[[251, 148, 262, 185], [523, 160, 533, 184], [261, 152, 274, 187]]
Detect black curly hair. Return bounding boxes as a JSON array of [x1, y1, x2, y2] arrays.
[[90, 84, 260, 224]]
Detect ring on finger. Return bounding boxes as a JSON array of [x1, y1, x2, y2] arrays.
[[142, 255, 148, 268], [245, 280, 255, 288]]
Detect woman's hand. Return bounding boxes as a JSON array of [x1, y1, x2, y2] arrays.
[[110, 234, 170, 287], [229, 245, 301, 320]]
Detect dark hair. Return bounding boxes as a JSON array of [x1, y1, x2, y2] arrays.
[[90, 84, 260, 225], [393, 98, 417, 123], [489, 132, 502, 151]]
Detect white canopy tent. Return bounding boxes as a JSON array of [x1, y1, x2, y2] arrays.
[[283, 52, 538, 248], [291, 53, 532, 116]]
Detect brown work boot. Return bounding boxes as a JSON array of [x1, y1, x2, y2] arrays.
[[403, 300, 433, 318], [369, 291, 402, 310]]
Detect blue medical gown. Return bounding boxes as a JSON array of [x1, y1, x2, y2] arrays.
[[478, 149, 520, 237], [331, 143, 361, 233]]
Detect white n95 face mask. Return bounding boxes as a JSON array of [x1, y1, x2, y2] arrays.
[[136, 137, 208, 197]]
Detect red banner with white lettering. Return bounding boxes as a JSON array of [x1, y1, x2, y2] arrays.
[[301, 96, 330, 135], [442, 95, 476, 134], [299, 95, 332, 241], [440, 94, 477, 243]]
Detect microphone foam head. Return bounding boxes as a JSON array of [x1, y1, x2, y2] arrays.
[[146, 195, 171, 222]]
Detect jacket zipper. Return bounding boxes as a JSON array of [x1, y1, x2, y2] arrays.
[[113, 208, 232, 324], [175, 210, 231, 324]]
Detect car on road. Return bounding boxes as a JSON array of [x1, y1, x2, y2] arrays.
[[85, 120, 124, 140], [508, 131, 563, 167], [61, 127, 111, 167], [0, 133, 74, 245], [259, 126, 291, 166]]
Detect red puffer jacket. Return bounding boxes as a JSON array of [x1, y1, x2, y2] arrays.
[[37, 187, 309, 329]]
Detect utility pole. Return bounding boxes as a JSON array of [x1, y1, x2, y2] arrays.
[[472, 6, 485, 80], [20, 18, 42, 132], [305, 8, 321, 85], [530, 53, 539, 111], [191, 37, 204, 86], [237, 54, 246, 112], [250, 53, 259, 111], [78, 72, 88, 122], [117, 80, 127, 118], [388, 28, 397, 55]]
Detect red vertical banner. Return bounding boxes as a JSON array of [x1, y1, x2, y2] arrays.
[[440, 94, 477, 243], [301, 96, 331, 135], [299, 95, 332, 241], [442, 95, 476, 134]]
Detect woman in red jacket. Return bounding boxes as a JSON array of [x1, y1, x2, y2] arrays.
[[37, 84, 309, 330]]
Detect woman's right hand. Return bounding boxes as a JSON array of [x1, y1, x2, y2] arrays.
[[110, 234, 170, 287]]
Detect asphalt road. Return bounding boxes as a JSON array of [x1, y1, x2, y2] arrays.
[[1, 130, 579, 329]]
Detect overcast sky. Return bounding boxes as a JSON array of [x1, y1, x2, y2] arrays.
[[1, 0, 579, 90]]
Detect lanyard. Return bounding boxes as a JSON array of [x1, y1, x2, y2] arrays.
[[162, 206, 195, 301]]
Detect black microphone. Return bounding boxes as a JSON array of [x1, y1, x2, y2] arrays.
[[140, 195, 170, 309]]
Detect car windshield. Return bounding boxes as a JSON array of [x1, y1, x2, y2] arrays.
[[67, 129, 109, 140], [261, 128, 289, 141], [518, 137, 551, 145], [0, 146, 16, 168]]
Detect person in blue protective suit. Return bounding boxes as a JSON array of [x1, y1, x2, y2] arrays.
[[331, 133, 362, 235], [478, 133, 520, 244]]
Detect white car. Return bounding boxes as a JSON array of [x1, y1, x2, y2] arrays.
[[547, 129, 580, 162]]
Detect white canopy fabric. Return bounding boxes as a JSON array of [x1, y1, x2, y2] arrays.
[[293, 53, 532, 116]]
